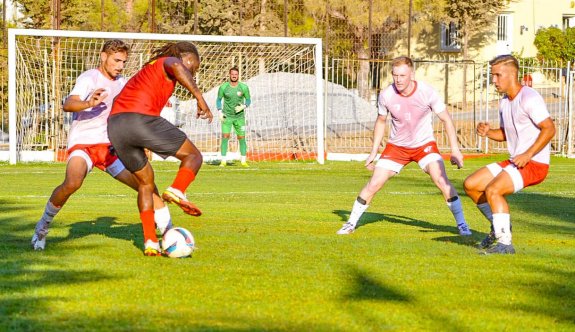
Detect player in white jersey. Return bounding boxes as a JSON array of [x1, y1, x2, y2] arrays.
[[32, 40, 172, 252], [337, 56, 471, 237], [464, 55, 555, 254]]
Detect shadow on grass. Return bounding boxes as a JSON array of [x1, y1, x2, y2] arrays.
[[515, 262, 575, 324], [341, 266, 412, 302], [0, 199, 120, 331], [57, 216, 143, 251], [332, 209, 480, 246], [340, 266, 469, 330], [508, 192, 575, 231]]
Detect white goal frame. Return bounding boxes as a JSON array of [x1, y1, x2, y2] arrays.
[[8, 28, 324, 164]]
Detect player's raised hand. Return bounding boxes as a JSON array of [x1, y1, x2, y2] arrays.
[[476, 122, 490, 137], [88, 88, 108, 107], [450, 150, 464, 169]]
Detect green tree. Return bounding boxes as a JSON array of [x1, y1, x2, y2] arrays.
[[444, 0, 511, 61], [15, 0, 148, 32], [533, 26, 575, 63], [444, 0, 510, 110]]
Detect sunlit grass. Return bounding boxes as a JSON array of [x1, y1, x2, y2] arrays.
[[1, 157, 574, 331]]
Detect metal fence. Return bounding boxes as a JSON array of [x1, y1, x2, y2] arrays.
[[324, 57, 573, 157], [2, 46, 574, 159]]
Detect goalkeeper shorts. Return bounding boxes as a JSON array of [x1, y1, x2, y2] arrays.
[[221, 116, 246, 136]]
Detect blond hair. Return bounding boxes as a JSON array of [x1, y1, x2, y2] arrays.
[[391, 56, 414, 69]]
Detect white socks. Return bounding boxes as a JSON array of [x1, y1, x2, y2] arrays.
[[348, 198, 369, 227], [241, 156, 247, 163], [154, 206, 172, 233], [42, 201, 61, 223], [492, 213, 512, 245]]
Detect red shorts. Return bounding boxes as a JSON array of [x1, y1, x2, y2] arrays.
[[68, 143, 122, 175], [376, 142, 442, 173], [487, 159, 549, 192]]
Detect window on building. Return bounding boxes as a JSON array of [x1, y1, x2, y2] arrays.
[[497, 15, 509, 41], [563, 15, 575, 30], [440, 22, 461, 51]]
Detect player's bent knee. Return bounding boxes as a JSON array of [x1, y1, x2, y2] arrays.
[[484, 185, 505, 200], [61, 179, 83, 194]]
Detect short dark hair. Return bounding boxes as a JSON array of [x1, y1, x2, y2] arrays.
[[489, 54, 519, 71], [230, 66, 239, 73], [101, 39, 129, 55]]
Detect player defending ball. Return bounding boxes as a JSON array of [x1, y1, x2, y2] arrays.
[[464, 55, 555, 254], [216, 67, 251, 167], [32, 40, 172, 251], [337, 56, 471, 237]]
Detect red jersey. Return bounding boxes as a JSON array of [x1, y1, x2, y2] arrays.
[[111, 57, 176, 117]]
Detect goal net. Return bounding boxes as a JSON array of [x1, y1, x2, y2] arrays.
[[7, 29, 323, 164]]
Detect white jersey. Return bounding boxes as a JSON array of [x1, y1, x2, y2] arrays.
[[378, 81, 446, 148], [67, 69, 126, 148], [499, 86, 551, 164]]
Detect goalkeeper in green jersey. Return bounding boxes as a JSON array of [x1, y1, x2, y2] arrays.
[[216, 66, 252, 167]]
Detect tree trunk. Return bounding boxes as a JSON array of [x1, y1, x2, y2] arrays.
[[462, 21, 468, 112], [357, 46, 371, 100]]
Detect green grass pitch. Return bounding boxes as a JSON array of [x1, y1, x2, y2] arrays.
[[1, 156, 574, 331]]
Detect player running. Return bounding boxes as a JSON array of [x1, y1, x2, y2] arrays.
[[337, 56, 471, 236], [464, 54, 555, 254], [32, 40, 172, 251], [217, 66, 252, 167], [108, 41, 213, 256]]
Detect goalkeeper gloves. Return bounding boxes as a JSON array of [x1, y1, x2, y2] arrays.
[[219, 110, 226, 121], [234, 104, 247, 113]]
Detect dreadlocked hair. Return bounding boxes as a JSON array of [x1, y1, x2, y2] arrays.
[[148, 42, 199, 64]]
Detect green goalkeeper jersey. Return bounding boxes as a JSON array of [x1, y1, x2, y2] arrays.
[[216, 81, 251, 118]]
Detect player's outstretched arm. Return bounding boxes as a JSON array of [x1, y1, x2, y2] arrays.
[[63, 89, 108, 112], [164, 57, 213, 123], [437, 110, 463, 168]]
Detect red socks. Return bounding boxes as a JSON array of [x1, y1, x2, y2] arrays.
[[171, 167, 196, 193], [140, 210, 157, 243]]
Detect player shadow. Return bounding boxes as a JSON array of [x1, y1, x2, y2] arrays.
[[341, 265, 412, 302], [47, 216, 143, 251], [332, 209, 479, 247], [339, 265, 468, 330]]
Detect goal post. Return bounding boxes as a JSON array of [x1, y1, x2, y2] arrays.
[[8, 28, 324, 164]]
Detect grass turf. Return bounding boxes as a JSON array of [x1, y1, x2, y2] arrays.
[[1, 156, 574, 331]]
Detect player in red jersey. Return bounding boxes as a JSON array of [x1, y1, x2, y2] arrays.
[[31, 40, 172, 251], [464, 55, 555, 254], [108, 42, 213, 256], [337, 56, 471, 237]]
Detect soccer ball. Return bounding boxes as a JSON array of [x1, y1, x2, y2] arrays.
[[161, 227, 195, 258]]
